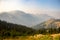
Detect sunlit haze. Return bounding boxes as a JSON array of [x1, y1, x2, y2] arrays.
[[0, 0, 60, 19]]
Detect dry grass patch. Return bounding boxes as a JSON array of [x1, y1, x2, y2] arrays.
[[2, 34, 60, 40]]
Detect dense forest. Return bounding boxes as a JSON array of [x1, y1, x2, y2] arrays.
[[0, 19, 60, 38], [0, 20, 35, 37]]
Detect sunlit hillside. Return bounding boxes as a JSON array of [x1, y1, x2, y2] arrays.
[[32, 19, 60, 30]]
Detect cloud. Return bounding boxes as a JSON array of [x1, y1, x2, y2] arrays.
[[48, 12, 60, 19]]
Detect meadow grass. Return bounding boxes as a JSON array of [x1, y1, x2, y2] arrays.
[[1, 34, 60, 40]]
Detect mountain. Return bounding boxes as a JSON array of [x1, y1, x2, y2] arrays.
[[0, 10, 39, 26], [0, 10, 53, 26], [32, 19, 60, 30]]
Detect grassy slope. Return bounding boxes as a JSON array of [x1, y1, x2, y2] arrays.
[[2, 34, 60, 40]]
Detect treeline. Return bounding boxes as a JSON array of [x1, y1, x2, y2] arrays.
[[0, 20, 35, 37], [36, 28, 60, 34]]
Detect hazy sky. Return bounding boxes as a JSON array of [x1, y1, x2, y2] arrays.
[[0, 0, 60, 15]]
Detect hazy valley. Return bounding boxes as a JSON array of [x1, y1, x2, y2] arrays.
[[0, 10, 60, 40]]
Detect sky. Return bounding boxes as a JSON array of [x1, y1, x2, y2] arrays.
[[0, 0, 60, 17]]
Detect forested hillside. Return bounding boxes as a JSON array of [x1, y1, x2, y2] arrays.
[[0, 20, 35, 37]]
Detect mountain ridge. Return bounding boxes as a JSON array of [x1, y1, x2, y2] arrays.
[[32, 19, 60, 30], [0, 10, 53, 27]]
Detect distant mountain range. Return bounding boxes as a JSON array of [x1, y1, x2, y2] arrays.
[[32, 19, 60, 30], [0, 10, 53, 26]]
